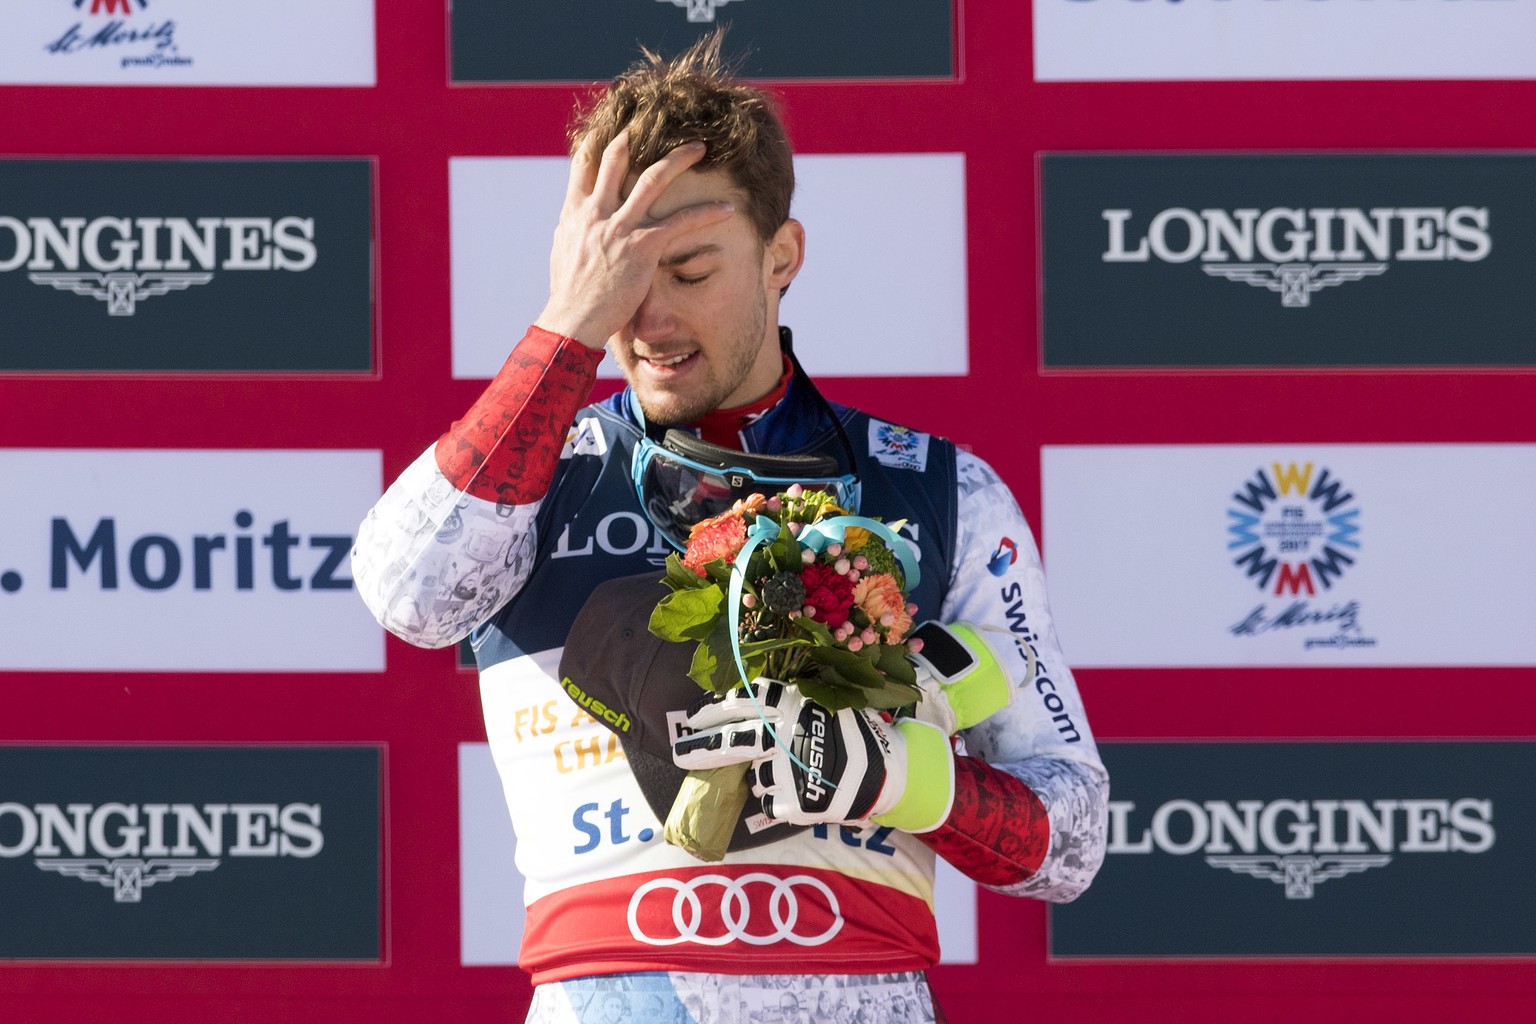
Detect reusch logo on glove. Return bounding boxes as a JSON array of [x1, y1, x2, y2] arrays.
[[795, 704, 835, 813]]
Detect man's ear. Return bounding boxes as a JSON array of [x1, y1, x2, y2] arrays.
[[765, 218, 805, 292]]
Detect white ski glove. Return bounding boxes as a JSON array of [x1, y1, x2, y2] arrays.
[[672, 679, 955, 832], [670, 621, 1017, 831]]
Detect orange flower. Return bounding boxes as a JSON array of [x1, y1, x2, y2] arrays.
[[683, 514, 746, 576], [852, 573, 913, 643], [681, 494, 766, 576], [732, 492, 768, 519]]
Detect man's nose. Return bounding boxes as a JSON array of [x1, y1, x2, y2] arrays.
[[629, 287, 674, 339]]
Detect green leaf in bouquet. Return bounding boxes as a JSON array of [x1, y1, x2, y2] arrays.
[[733, 644, 767, 688], [687, 637, 719, 692], [738, 635, 807, 660], [861, 677, 923, 712], [806, 643, 888, 689], [649, 586, 724, 643], [739, 634, 807, 683], [691, 616, 745, 694], [768, 533, 801, 572], [745, 545, 775, 581], [663, 553, 713, 591], [790, 614, 837, 647], [797, 674, 868, 712], [805, 664, 920, 713], [873, 640, 918, 685], [702, 559, 736, 590]]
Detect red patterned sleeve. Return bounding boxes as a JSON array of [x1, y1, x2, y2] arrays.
[[434, 326, 606, 502], [914, 755, 1051, 888]]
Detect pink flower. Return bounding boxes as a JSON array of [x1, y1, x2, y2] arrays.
[[852, 573, 913, 643]]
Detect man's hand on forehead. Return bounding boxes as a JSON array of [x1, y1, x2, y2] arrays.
[[535, 132, 735, 351]]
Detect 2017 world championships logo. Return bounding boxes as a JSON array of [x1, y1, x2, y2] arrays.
[[1228, 462, 1359, 596], [1226, 462, 1374, 648]]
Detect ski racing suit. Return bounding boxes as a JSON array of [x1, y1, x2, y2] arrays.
[[351, 325, 1109, 1020]]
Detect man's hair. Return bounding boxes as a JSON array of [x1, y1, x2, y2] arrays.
[[568, 31, 794, 243]]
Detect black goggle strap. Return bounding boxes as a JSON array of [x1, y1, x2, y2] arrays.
[[783, 344, 860, 483]]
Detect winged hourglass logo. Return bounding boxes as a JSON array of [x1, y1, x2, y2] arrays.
[[1205, 854, 1392, 899], [29, 271, 213, 315], [656, 0, 742, 23], [35, 858, 222, 902], [1202, 263, 1388, 308]]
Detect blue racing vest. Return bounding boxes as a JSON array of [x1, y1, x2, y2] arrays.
[[472, 364, 959, 671]]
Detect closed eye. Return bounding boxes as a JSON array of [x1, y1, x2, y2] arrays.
[[662, 243, 723, 286]]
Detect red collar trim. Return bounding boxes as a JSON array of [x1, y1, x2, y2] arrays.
[[690, 356, 793, 449]]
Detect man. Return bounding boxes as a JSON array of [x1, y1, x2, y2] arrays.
[[352, 32, 1107, 1023]]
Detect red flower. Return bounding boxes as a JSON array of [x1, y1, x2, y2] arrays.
[[799, 562, 856, 628]]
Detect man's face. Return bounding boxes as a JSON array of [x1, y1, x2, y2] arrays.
[[607, 167, 802, 426]]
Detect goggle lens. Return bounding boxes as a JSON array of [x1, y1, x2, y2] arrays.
[[633, 439, 859, 551]]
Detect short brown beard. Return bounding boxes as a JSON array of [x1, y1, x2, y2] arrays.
[[634, 287, 769, 427]]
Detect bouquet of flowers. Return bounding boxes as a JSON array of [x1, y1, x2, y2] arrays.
[[647, 484, 925, 860]]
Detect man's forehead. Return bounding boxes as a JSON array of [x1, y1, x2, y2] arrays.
[[621, 165, 744, 217]]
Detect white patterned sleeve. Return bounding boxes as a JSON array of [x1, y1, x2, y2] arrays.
[[939, 449, 1110, 901], [350, 447, 542, 649]]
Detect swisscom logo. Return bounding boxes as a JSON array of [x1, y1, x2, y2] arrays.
[[0, 159, 373, 372], [988, 537, 1019, 577], [1226, 460, 1375, 652], [1041, 154, 1536, 368], [0, 746, 381, 960], [1050, 742, 1535, 957]]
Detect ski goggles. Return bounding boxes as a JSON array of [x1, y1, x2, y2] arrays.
[[632, 429, 861, 551]]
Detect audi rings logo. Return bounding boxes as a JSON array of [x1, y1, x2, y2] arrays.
[[627, 873, 844, 947]]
